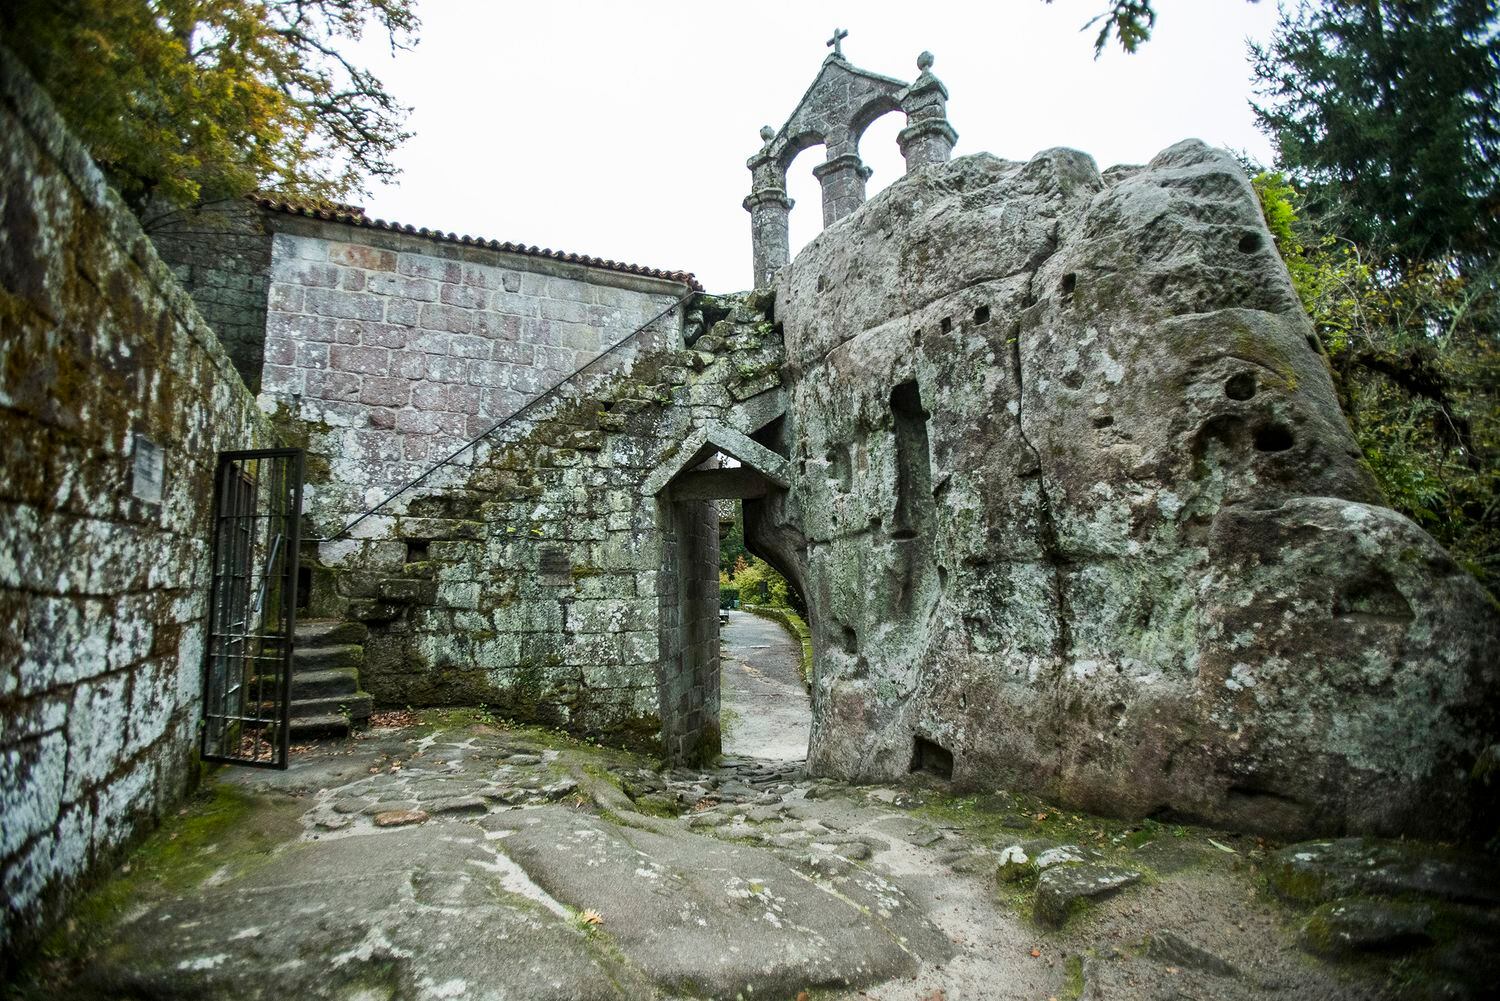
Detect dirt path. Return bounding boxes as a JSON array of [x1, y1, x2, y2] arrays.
[[719, 609, 812, 760]]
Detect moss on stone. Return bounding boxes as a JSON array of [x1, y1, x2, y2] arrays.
[[19, 780, 302, 991]]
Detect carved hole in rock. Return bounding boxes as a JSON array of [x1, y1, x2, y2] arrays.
[[973, 304, 991, 325], [1093, 415, 1114, 429], [890, 380, 934, 542], [296, 564, 312, 611], [1333, 571, 1414, 622], [940, 316, 953, 334], [1108, 701, 1127, 723], [406, 538, 430, 563], [910, 735, 954, 779], [1224, 372, 1257, 401], [840, 625, 858, 654], [1238, 232, 1262, 253], [1061, 273, 1077, 296], [1252, 423, 1295, 453], [1306, 334, 1321, 353], [827, 445, 853, 491]]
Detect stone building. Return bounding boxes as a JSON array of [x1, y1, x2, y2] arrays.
[[2, 36, 1497, 957]]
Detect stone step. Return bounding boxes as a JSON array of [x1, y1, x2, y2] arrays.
[[292, 644, 365, 670], [288, 713, 353, 740], [294, 619, 369, 647], [290, 668, 360, 699], [290, 691, 373, 724]]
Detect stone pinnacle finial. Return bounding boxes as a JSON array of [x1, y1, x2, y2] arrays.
[[827, 27, 848, 58], [759, 125, 776, 145], [917, 51, 935, 72]]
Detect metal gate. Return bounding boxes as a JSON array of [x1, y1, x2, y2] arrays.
[[201, 448, 303, 768]]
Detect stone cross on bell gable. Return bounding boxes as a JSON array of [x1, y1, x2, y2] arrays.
[[745, 35, 958, 286]]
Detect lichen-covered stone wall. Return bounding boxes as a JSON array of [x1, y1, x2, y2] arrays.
[[0, 49, 274, 951], [769, 142, 1500, 840], [257, 218, 690, 536], [149, 199, 275, 393], [301, 293, 784, 761]]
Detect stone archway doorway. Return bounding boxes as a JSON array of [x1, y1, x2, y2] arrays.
[[644, 423, 806, 764]]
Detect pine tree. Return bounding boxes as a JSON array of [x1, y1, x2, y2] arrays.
[[1250, 0, 1500, 272]]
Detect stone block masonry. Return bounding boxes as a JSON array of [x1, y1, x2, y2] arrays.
[[0, 48, 274, 955], [148, 199, 275, 394], [302, 293, 786, 764], [257, 216, 691, 535]]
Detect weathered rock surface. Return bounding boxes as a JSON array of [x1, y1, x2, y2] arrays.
[[765, 140, 1500, 839], [1298, 898, 1435, 957], [23, 715, 1480, 1001], [490, 806, 947, 998], [1268, 837, 1500, 907], [1147, 928, 1242, 978], [1033, 862, 1142, 926], [69, 827, 644, 1001]]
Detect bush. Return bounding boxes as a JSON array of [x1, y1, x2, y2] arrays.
[[719, 585, 739, 610], [727, 555, 793, 609]]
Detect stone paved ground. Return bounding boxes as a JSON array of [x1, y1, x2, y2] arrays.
[[10, 710, 1495, 1001], [720, 609, 812, 760]]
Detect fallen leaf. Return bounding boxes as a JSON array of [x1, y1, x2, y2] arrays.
[[1030, 947, 1041, 958], [580, 908, 603, 926], [1207, 838, 1238, 854], [1167, 965, 1181, 974], [796, 993, 809, 1001]]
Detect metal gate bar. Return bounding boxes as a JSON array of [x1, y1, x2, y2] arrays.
[[202, 448, 303, 768]]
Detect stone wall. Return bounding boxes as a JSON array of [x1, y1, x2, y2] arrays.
[[148, 199, 274, 393], [301, 292, 784, 761], [0, 49, 274, 952], [659, 497, 723, 761], [257, 217, 691, 537], [769, 142, 1500, 840]]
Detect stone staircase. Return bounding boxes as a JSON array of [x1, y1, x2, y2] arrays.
[[288, 619, 372, 739]]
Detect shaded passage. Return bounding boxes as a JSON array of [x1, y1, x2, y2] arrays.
[[720, 609, 812, 760]]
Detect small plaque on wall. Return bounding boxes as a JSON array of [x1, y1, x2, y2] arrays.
[[132, 434, 165, 504]]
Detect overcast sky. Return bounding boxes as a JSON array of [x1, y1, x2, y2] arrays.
[[351, 0, 1282, 293]]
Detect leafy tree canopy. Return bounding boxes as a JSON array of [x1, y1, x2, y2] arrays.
[[0, 0, 418, 215], [1250, 0, 1500, 272]]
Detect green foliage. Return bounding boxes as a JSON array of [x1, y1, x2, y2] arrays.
[[1250, 0, 1500, 272], [1044, 0, 1159, 56], [725, 554, 794, 609], [1, 0, 418, 214], [1253, 172, 1500, 589], [719, 508, 746, 572]]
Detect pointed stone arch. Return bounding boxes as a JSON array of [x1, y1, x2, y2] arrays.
[[643, 422, 790, 498], [743, 44, 958, 287]]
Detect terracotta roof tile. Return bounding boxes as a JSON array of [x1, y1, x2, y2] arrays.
[[253, 197, 701, 290]]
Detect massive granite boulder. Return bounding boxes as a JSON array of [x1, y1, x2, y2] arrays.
[[759, 140, 1499, 839]]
